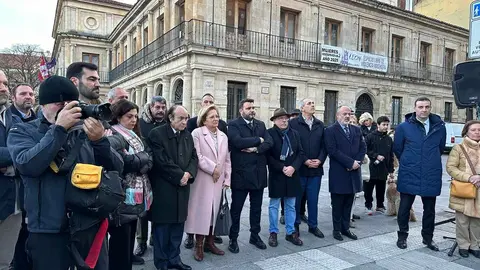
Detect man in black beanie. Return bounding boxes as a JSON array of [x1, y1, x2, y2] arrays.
[[7, 76, 123, 270]]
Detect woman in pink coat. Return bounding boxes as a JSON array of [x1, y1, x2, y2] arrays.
[[185, 105, 231, 262]]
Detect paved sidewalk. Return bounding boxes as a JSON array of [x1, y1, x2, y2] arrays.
[[134, 155, 480, 270]]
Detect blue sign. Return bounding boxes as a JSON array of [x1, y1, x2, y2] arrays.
[[474, 2, 480, 19]]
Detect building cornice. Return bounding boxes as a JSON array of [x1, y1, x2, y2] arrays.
[[109, 0, 151, 41], [345, 0, 469, 37]]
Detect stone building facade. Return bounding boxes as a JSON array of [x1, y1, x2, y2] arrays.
[[52, 0, 471, 125], [51, 0, 132, 94]]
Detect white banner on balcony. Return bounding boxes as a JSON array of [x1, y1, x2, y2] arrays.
[[343, 50, 388, 73], [320, 45, 344, 64]]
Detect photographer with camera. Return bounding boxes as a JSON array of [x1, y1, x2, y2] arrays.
[[7, 76, 124, 270]]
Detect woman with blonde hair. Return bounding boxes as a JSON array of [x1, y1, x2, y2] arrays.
[[185, 105, 231, 262], [359, 112, 377, 138], [446, 120, 480, 258]]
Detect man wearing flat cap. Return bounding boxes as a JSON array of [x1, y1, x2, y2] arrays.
[[7, 76, 123, 270], [266, 108, 305, 247]]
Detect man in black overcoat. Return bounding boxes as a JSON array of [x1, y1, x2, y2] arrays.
[[147, 105, 198, 270], [227, 98, 273, 253], [324, 106, 366, 241]]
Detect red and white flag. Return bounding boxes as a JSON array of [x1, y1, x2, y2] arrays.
[[38, 56, 49, 82]]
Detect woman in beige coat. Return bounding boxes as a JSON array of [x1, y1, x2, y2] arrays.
[[185, 105, 231, 262], [446, 120, 480, 258]]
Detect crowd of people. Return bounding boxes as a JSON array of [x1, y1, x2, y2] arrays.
[[0, 61, 479, 270]]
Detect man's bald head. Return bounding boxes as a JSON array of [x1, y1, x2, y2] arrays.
[[0, 70, 9, 106], [336, 106, 352, 125], [167, 105, 189, 131]]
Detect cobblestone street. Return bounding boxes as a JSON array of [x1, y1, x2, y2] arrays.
[[134, 155, 480, 270]]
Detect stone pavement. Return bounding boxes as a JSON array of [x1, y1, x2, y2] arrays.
[[133, 155, 480, 269]]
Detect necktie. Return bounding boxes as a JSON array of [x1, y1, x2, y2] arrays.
[[248, 121, 254, 130], [344, 125, 350, 139]]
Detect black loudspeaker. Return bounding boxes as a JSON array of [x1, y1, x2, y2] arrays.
[[452, 61, 480, 108]]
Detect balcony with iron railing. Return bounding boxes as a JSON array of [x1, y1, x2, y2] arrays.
[[109, 19, 454, 85], [56, 68, 110, 83]]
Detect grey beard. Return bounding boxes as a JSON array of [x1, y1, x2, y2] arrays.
[[0, 95, 8, 106]]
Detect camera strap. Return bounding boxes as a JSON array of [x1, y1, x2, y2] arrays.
[[50, 129, 87, 174]]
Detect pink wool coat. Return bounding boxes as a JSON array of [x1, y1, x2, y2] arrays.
[[185, 126, 231, 235]]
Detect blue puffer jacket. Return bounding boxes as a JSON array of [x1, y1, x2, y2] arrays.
[[393, 113, 446, 197], [7, 116, 123, 233]]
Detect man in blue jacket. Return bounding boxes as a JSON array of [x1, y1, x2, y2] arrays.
[[0, 70, 22, 269], [394, 97, 446, 251], [8, 76, 123, 270], [289, 98, 327, 238]]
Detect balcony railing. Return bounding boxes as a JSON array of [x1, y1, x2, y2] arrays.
[[109, 19, 454, 84], [56, 68, 110, 83]]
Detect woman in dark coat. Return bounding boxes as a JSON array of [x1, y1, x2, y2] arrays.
[[108, 100, 153, 270], [266, 108, 305, 247]]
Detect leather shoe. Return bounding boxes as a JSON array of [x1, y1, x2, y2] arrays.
[[333, 231, 343, 241], [268, 232, 278, 247], [469, 249, 480, 258], [459, 249, 469, 258], [214, 235, 223, 244], [308, 227, 325, 238], [132, 255, 145, 265], [280, 215, 285, 225], [352, 214, 361, 220], [134, 243, 147, 257], [397, 239, 407, 249], [249, 235, 267, 250], [184, 234, 194, 249], [422, 240, 439, 251], [341, 230, 358, 240], [168, 262, 192, 270], [228, 239, 239, 253], [300, 214, 308, 223]]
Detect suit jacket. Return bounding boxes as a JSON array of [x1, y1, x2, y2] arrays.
[[227, 117, 273, 190], [147, 124, 198, 223], [324, 122, 367, 194]]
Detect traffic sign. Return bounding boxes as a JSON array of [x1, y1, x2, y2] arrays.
[[469, 0, 480, 59]]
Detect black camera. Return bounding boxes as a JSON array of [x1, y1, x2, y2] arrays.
[[77, 102, 112, 121]]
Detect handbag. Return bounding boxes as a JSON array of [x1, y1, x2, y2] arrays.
[[214, 189, 231, 236], [450, 145, 478, 199]]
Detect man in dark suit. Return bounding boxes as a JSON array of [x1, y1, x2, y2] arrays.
[[186, 93, 227, 134], [325, 106, 366, 241], [227, 98, 273, 253], [148, 105, 198, 270]]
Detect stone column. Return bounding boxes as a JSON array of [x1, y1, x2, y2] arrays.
[[119, 42, 124, 63], [105, 48, 110, 72], [137, 24, 142, 50], [162, 76, 171, 105], [135, 86, 142, 106], [164, 0, 171, 31], [112, 46, 117, 68], [127, 33, 133, 58], [147, 81, 154, 104], [70, 44, 76, 63], [148, 11, 154, 44], [183, 71, 193, 113]]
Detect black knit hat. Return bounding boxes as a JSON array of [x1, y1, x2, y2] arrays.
[[39, 76, 79, 105]]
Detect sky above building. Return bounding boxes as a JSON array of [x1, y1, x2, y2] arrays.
[[0, 0, 137, 53]]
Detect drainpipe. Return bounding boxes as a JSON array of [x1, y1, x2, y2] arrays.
[[269, 0, 272, 57], [316, 3, 320, 61], [357, 15, 360, 51]]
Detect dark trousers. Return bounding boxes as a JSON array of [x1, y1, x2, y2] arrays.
[[281, 191, 306, 216], [136, 216, 152, 245], [12, 210, 32, 270], [153, 223, 184, 269], [108, 220, 137, 270], [71, 223, 109, 270], [364, 179, 387, 209], [229, 189, 263, 240], [295, 177, 322, 228], [26, 233, 72, 270], [331, 193, 355, 233], [398, 193, 436, 242]]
